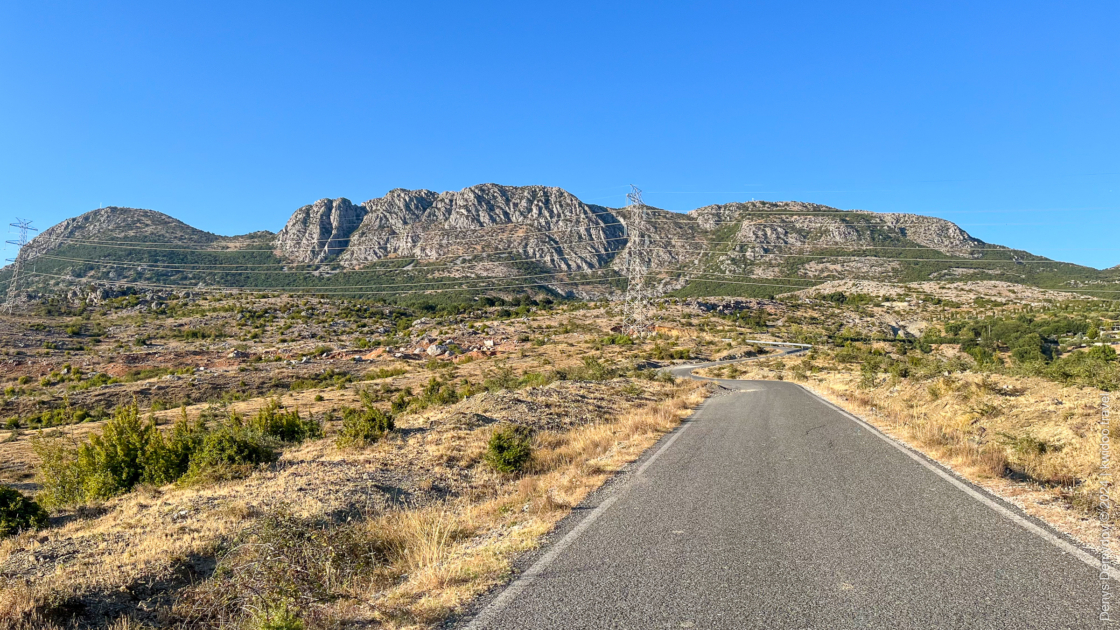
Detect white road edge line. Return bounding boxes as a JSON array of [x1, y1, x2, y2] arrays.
[[462, 405, 702, 629], [798, 383, 1110, 577]]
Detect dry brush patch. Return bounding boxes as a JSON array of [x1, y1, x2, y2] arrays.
[[0, 377, 710, 629]]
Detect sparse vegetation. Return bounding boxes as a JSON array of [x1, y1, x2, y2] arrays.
[[243, 399, 322, 443], [1, 276, 1117, 628], [32, 403, 281, 508], [485, 424, 534, 473], [335, 389, 395, 447], [0, 485, 48, 538]]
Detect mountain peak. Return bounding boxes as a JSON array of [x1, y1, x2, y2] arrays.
[[18, 206, 218, 263]]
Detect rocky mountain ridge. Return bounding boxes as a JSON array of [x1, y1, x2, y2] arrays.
[[11, 184, 1116, 299], [275, 184, 627, 273]]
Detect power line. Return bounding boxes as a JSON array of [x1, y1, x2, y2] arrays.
[[27, 268, 1120, 302], [42, 220, 1120, 256], [43, 203, 1105, 249], [13, 206, 1119, 307], [25, 270, 620, 297], [32, 230, 1099, 273], [38, 255, 1120, 294]]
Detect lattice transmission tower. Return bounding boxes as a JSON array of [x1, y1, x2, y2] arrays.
[[621, 185, 653, 337], [5, 218, 37, 314]]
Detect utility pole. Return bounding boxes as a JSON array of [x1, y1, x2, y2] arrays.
[[5, 218, 37, 314], [622, 185, 652, 337]]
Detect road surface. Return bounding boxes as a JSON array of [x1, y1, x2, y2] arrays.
[[458, 374, 1100, 629]]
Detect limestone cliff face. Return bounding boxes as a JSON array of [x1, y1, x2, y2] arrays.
[[269, 189, 1001, 282], [275, 184, 627, 272], [687, 201, 986, 256], [875, 213, 985, 256], [274, 198, 367, 263]]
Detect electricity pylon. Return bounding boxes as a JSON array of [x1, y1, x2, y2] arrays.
[[5, 218, 37, 314], [622, 185, 652, 337]]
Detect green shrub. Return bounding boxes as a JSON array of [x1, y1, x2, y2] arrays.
[[390, 390, 412, 415], [143, 412, 208, 485], [561, 356, 617, 381], [412, 376, 478, 410], [484, 424, 533, 473], [858, 361, 878, 389], [597, 334, 633, 346], [34, 401, 281, 504], [185, 427, 277, 483], [363, 366, 407, 380], [0, 485, 49, 537], [33, 404, 163, 507], [336, 390, 394, 447], [247, 400, 322, 443], [253, 607, 304, 630], [1088, 345, 1119, 363]]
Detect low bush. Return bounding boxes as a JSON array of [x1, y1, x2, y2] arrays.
[[185, 427, 277, 483], [648, 343, 691, 360], [23, 404, 106, 429], [336, 390, 395, 447], [0, 485, 49, 537], [560, 356, 619, 381], [144, 412, 209, 485], [485, 424, 533, 473], [180, 509, 384, 629], [400, 376, 479, 412], [1088, 345, 1119, 363], [33, 404, 161, 507], [596, 334, 633, 347], [34, 403, 279, 507], [245, 399, 322, 443]]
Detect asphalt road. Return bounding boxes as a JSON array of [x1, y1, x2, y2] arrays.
[[459, 374, 1101, 629]]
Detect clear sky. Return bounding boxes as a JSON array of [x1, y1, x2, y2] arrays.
[[1, 1, 1117, 268]]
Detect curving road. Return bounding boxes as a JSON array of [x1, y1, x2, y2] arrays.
[[457, 356, 1101, 629]]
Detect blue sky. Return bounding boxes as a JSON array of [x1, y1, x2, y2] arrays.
[[1, 1, 1117, 267]]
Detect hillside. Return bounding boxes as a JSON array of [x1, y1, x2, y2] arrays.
[[5, 184, 1118, 305]]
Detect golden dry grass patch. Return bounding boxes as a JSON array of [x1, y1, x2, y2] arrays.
[[0, 376, 710, 629]]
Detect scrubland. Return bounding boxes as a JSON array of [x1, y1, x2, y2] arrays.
[[1, 282, 1117, 627]]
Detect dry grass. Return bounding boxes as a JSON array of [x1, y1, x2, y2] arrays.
[[0, 378, 709, 629], [358, 379, 709, 628]]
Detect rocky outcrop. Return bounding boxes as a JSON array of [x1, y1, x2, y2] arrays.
[[275, 184, 627, 272], [16, 207, 218, 264], [875, 213, 985, 256], [274, 198, 367, 263], [688, 202, 985, 255]]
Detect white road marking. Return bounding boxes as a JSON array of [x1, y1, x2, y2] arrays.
[[463, 406, 702, 628], [798, 383, 1111, 577]]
